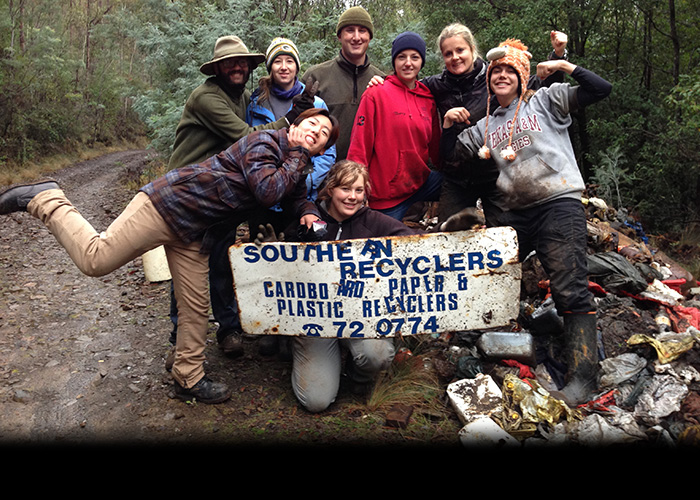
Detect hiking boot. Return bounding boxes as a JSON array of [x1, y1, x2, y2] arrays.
[[173, 376, 231, 404], [0, 180, 60, 215], [219, 331, 244, 358]]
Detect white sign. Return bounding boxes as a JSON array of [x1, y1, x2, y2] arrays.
[[229, 227, 521, 339]]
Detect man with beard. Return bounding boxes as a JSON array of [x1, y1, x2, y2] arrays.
[[169, 35, 314, 178], [166, 35, 317, 362]]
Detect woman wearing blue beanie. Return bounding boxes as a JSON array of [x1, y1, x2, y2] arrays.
[[347, 31, 442, 221]]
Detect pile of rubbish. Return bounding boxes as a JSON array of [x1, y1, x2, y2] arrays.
[[415, 196, 700, 447]]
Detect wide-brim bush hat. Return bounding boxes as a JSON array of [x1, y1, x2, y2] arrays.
[[200, 35, 266, 75]]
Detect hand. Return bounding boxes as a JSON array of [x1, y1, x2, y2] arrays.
[[367, 75, 384, 88], [550, 30, 568, 58], [300, 214, 320, 228], [287, 124, 306, 150], [443, 107, 470, 129], [294, 78, 319, 105], [254, 223, 284, 245], [286, 78, 320, 124]]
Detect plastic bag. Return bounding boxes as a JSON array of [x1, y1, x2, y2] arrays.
[[587, 252, 649, 295]]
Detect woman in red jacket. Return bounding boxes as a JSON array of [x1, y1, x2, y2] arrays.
[[347, 31, 442, 221]]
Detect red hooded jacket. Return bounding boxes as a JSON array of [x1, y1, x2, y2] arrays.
[[347, 74, 441, 210]]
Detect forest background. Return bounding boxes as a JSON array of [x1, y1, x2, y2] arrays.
[[1, 0, 699, 236]]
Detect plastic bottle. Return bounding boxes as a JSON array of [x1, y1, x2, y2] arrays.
[[654, 308, 672, 333], [528, 297, 564, 335]]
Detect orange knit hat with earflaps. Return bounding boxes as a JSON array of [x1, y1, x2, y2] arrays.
[[478, 39, 533, 161]]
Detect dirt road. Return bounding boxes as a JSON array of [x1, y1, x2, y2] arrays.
[[0, 151, 462, 447]]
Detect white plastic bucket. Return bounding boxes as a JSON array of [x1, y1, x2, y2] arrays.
[[142, 245, 172, 282]]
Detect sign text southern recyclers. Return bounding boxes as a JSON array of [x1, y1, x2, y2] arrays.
[[229, 227, 521, 338]]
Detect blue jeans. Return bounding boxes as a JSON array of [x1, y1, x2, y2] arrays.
[[377, 170, 443, 221]]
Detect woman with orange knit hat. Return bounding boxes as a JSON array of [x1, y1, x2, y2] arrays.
[[440, 39, 612, 407]]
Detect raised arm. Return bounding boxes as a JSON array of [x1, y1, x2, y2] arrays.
[[536, 60, 612, 109]]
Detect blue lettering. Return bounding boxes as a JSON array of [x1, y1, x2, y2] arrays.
[[449, 253, 465, 271], [261, 245, 279, 262], [394, 258, 412, 275], [449, 293, 458, 310], [467, 252, 484, 270], [433, 255, 450, 272], [361, 239, 392, 259], [412, 255, 430, 274], [358, 260, 375, 278], [376, 258, 394, 277], [315, 244, 334, 262], [339, 262, 356, 279], [338, 243, 353, 261], [487, 249, 503, 269], [243, 245, 260, 263], [280, 245, 298, 262]]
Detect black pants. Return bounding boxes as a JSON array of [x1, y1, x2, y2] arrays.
[[492, 198, 595, 316], [437, 174, 505, 228]]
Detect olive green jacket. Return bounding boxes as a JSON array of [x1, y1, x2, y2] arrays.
[[302, 52, 384, 161], [168, 77, 286, 170]]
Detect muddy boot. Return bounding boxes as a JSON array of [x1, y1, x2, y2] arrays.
[[174, 376, 231, 404], [550, 313, 599, 407]]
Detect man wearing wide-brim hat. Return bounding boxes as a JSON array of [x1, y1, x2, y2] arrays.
[[169, 35, 315, 171], [165, 34, 318, 402]]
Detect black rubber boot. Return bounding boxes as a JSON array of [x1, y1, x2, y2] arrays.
[[550, 313, 599, 407]]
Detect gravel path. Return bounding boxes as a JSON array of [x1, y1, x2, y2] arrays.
[[0, 151, 463, 447]]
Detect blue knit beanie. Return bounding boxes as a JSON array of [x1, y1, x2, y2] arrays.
[[391, 31, 426, 68]]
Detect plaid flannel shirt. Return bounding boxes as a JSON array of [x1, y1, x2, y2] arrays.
[[141, 129, 320, 252]]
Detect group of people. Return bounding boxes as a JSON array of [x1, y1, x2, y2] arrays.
[[0, 6, 612, 413]]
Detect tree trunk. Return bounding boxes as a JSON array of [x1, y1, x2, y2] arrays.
[[642, 8, 653, 91], [668, 0, 680, 86]]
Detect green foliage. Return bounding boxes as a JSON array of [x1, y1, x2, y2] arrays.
[[590, 145, 633, 209], [0, 0, 147, 166], [2, 0, 698, 232]]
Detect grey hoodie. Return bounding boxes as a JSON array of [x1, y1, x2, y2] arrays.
[[455, 82, 584, 211]]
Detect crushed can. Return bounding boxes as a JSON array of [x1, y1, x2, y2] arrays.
[[476, 331, 537, 366]]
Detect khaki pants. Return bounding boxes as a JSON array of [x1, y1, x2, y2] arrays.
[[28, 190, 211, 388]]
